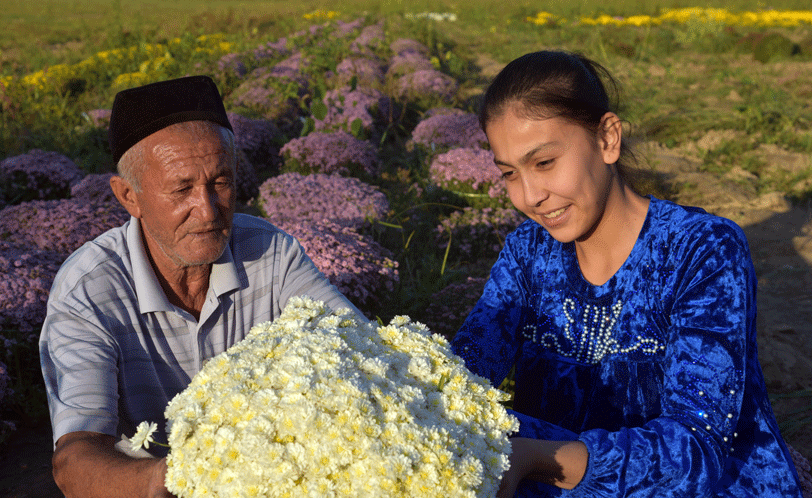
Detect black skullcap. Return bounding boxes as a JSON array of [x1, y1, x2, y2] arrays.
[[109, 75, 233, 163]]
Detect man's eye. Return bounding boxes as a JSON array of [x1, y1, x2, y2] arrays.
[[500, 171, 514, 180]]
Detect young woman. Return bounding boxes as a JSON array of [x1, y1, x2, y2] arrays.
[[450, 50, 804, 497]]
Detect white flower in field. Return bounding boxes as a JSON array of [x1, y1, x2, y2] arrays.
[[130, 421, 158, 451]]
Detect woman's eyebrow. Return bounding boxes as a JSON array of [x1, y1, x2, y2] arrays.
[[494, 141, 558, 167]]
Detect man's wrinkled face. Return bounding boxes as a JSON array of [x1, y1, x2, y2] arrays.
[[133, 122, 236, 272]]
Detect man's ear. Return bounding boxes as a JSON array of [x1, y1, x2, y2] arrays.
[[599, 112, 622, 165], [110, 175, 142, 218]]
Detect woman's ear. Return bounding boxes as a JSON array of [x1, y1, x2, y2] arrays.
[[599, 112, 622, 165], [110, 175, 142, 219]]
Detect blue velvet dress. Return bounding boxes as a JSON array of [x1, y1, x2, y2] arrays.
[[451, 197, 803, 497]]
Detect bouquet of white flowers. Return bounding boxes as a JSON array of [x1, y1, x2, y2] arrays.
[[159, 296, 518, 497]]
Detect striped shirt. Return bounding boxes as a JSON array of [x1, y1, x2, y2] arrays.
[[40, 214, 362, 449]]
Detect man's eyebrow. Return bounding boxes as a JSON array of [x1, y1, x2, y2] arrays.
[[494, 141, 558, 167]]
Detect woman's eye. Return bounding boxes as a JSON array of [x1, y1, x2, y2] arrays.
[[537, 159, 554, 168], [500, 171, 514, 180]]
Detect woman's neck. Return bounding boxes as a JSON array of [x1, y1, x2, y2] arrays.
[[574, 181, 650, 286]]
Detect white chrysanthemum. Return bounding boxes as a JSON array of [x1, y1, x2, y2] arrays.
[[162, 296, 518, 497]]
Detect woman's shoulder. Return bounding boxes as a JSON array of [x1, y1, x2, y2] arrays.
[[649, 196, 748, 242], [647, 197, 751, 257]]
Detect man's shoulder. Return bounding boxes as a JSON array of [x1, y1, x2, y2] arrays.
[[231, 213, 294, 258], [50, 221, 133, 301]]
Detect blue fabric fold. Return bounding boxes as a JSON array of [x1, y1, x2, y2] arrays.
[[452, 197, 803, 497]]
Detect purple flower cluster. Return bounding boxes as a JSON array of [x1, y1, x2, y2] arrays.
[[334, 57, 385, 87], [71, 173, 118, 204], [274, 52, 310, 75], [0, 240, 64, 334], [350, 23, 385, 55], [333, 18, 365, 38], [256, 172, 389, 229], [0, 149, 84, 205], [227, 112, 281, 171], [436, 206, 525, 261], [235, 149, 259, 203], [390, 38, 430, 57], [277, 219, 398, 312], [409, 112, 488, 152], [216, 53, 248, 79], [227, 66, 308, 124], [252, 38, 291, 63], [280, 131, 379, 177], [429, 147, 507, 201], [386, 52, 435, 79], [0, 198, 129, 256], [394, 69, 458, 105], [314, 87, 390, 134], [419, 277, 488, 338], [83, 109, 112, 128]]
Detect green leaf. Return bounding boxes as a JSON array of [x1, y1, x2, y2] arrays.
[[300, 117, 315, 137], [311, 101, 328, 121], [350, 117, 363, 138]]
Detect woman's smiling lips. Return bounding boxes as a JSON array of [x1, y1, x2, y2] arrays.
[[538, 205, 570, 228]]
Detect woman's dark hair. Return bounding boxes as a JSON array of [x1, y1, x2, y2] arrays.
[[480, 50, 636, 183]]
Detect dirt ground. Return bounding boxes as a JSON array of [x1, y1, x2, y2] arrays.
[[1, 134, 811, 498]]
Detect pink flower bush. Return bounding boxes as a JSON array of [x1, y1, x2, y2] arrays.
[[386, 52, 435, 79], [390, 38, 430, 56], [350, 22, 385, 54], [227, 112, 281, 171], [280, 131, 379, 177], [409, 112, 488, 152], [334, 57, 386, 87], [277, 220, 398, 313], [437, 207, 526, 261], [227, 65, 308, 125], [419, 277, 488, 339], [0, 149, 84, 205], [395, 69, 458, 105], [0, 240, 64, 334], [0, 198, 129, 256], [252, 38, 291, 62], [256, 172, 389, 229], [314, 87, 391, 135], [71, 173, 119, 205], [429, 147, 508, 204]]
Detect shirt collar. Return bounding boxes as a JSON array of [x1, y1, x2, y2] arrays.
[[127, 217, 241, 315]]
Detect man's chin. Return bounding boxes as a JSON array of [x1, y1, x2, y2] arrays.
[[179, 235, 230, 267]]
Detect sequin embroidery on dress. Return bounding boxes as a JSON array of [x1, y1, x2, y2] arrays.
[[527, 296, 665, 364]]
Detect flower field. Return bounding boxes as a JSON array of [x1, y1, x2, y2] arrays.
[[1, 2, 812, 494]]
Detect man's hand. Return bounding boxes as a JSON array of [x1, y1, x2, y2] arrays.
[[53, 431, 176, 498]]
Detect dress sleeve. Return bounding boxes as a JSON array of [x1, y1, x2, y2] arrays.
[[450, 232, 532, 388], [567, 220, 752, 497]]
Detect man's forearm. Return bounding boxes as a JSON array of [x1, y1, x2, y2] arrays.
[[53, 431, 174, 498]]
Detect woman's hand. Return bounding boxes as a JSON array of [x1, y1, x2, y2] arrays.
[[497, 437, 589, 497]]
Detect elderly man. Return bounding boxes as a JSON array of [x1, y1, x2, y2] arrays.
[[39, 76, 362, 497]]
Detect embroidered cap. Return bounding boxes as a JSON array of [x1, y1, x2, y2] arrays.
[[108, 75, 233, 163]]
